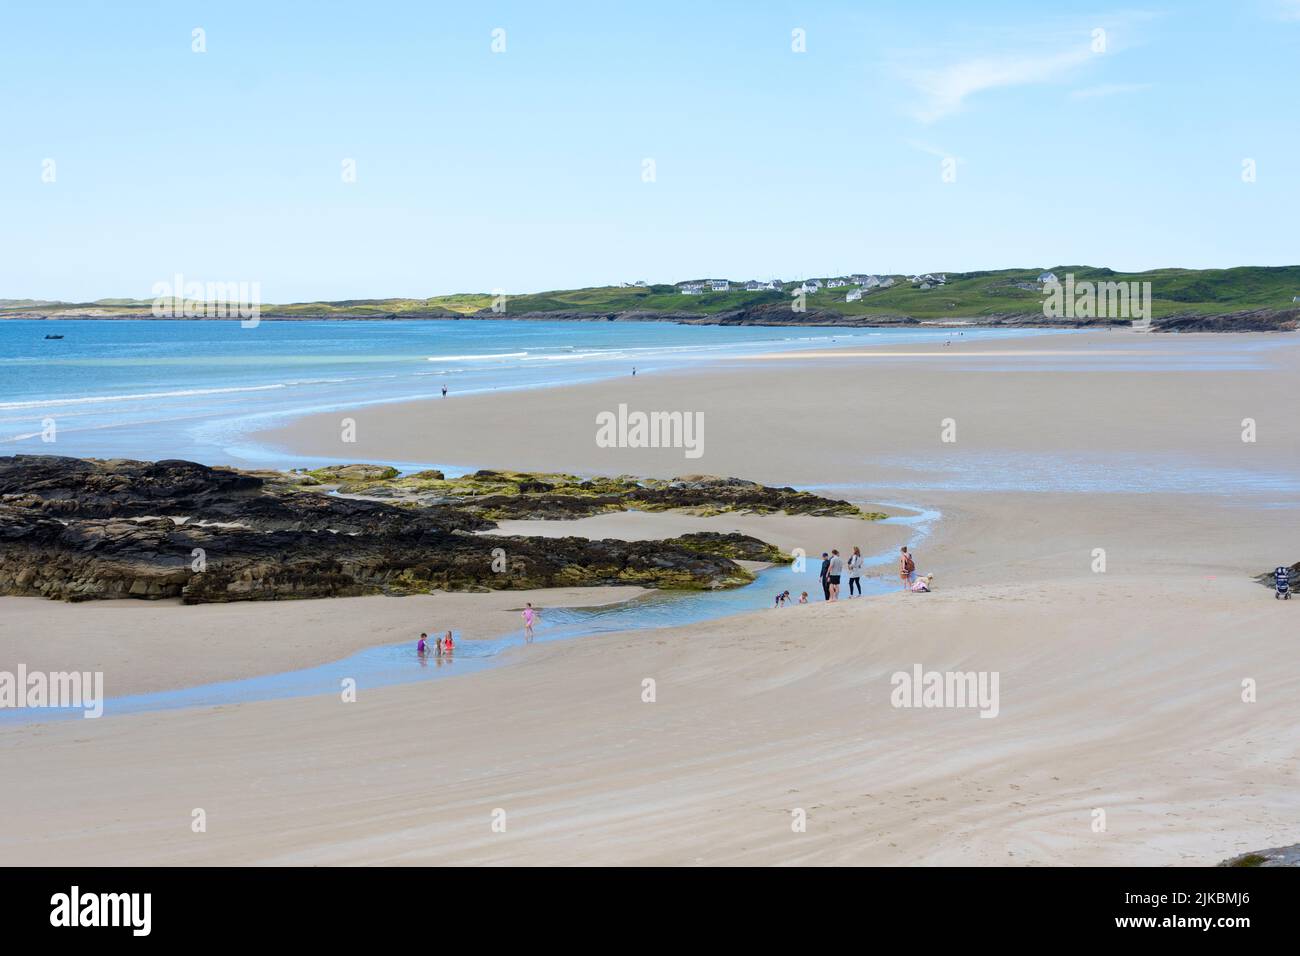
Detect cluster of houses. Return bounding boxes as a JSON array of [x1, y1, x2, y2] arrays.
[[615, 280, 649, 288], [677, 279, 781, 295], [672, 272, 964, 301]]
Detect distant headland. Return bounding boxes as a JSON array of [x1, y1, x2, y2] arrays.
[[4, 264, 1298, 332]]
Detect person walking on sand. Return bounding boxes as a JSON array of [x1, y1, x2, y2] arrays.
[[899, 546, 916, 590], [827, 549, 844, 601], [847, 546, 863, 596], [441, 384, 448, 398], [818, 552, 831, 601], [522, 602, 538, 641]]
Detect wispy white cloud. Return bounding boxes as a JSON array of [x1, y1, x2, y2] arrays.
[[904, 46, 1096, 122], [895, 13, 1156, 123], [1069, 82, 1152, 100]]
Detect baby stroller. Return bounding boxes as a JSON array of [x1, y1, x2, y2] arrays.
[[1275, 566, 1292, 600]]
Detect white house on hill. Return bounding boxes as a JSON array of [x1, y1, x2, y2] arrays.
[[846, 289, 863, 302], [709, 279, 729, 292], [1038, 271, 1059, 284]]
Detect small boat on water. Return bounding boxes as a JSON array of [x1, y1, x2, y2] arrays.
[[44, 334, 64, 340]]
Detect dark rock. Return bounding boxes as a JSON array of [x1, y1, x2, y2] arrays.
[[307, 463, 401, 482], [1153, 308, 1299, 333], [0, 456, 763, 603], [1219, 844, 1300, 867], [663, 531, 790, 563]]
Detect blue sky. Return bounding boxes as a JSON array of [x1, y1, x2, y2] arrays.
[[1, 0, 1298, 301]]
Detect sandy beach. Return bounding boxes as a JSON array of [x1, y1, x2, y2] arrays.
[[2, 329, 1297, 865]]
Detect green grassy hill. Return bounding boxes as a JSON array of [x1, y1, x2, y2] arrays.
[[4, 266, 1298, 326], [447, 265, 1300, 320]]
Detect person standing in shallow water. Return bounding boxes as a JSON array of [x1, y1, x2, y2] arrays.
[[522, 602, 538, 641], [847, 546, 863, 596], [827, 549, 843, 601], [441, 384, 448, 398]]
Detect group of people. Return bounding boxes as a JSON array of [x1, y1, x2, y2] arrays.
[[417, 631, 455, 657], [416, 603, 541, 658], [817, 546, 867, 601], [773, 590, 810, 607], [778, 545, 933, 607]]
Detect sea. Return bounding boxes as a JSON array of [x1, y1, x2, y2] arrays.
[[0, 318, 1042, 468]]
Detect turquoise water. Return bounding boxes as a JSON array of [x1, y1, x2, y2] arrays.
[[0, 505, 934, 724], [0, 319, 1049, 467]]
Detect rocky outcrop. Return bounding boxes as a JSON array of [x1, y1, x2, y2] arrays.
[[0, 504, 755, 602], [0, 455, 489, 534], [662, 531, 790, 563], [328, 468, 885, 521], [1152, 308, 1299, 333], [1219, 843, 1300, 866], [0, 456, 857, 603]]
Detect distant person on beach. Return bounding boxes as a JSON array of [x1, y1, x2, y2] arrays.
[[441, 384, 448, 398], [798, 592, 809, 605], [899, 546, 916, 590], [827, 549, 843, 601], [910, 573, 934, 593], [417, 633, 428, 655], [522, 602, 537, 641], [632, 367, 636, 376], [819, 552, 831, 601], [847, 546, 863, 596], [774, 590, 791, 608], [442, 631, 454, 654]]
